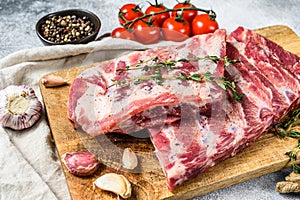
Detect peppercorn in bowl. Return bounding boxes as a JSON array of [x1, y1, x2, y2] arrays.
[[36, 9, 101, 45]]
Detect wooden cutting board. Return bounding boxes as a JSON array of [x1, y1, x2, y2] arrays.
[[40, 25, 300, 200]]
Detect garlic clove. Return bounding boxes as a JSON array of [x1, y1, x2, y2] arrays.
[[42, 74, 68, 87], [62, 152, 100, 176], [122, 147, 138, 170], [94, 173, 132, 199], [0, 85, 42, 130]]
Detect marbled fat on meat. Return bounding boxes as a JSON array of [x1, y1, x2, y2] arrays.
[[67, 26, 300, 191], [68, 29, 227, 136], [147, 27, 300, 191], [148, 97, 245, 191], [226, 26, 300, 121]]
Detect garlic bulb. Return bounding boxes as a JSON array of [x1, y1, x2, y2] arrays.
[[62, 152, 100, 176], [0, 85, 42, 130], [122, 148, 138, 170], [41, 74, 68, 87], [94, 173, 132, 199]]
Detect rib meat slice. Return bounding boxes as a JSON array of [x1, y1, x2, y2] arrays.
[[148, 91, 268, 191], [226, 26, 300, 122], [147, 27, 300, 191], [68, 29, 227, 136], [228, 26, 300, 81]]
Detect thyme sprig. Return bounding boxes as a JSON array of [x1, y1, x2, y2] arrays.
[[285, 139, 300, 173], [111, 56, 243, 102], [223, 79, 245, 102], [113, 71, 210, 86], [273, 107, 300, 173], [274, 107, 300, 138], [116, 56, 239, 74]]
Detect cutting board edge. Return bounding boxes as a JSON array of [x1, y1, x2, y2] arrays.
[[165, 157, 293, 200]]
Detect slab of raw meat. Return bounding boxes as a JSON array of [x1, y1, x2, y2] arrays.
[[148, 93, 262, 191], [147, 27, 300, 191], [226, 26, 300, 122], [67, 26, 300, 191], [228, 26, 300, 81], [68, 29, 227, 136]]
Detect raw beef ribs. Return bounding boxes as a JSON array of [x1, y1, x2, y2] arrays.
[[68, 29, 227, 136], [147, 27, 300, 191]]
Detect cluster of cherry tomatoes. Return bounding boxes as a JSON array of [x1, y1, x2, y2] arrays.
[[111, 0, 219, 44]]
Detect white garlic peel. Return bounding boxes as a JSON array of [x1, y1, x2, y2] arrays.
[[42, 74, 68, 87], [94, 173, 132, 199], [0, 85, 42, 130], [122, 148, 138, 170]]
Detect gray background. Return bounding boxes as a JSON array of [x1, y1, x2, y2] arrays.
[[0, 0, 299, 199], [1, 0, 300, 59]]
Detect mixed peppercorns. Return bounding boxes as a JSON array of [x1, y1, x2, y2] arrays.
[[40, 15, 96, 44]]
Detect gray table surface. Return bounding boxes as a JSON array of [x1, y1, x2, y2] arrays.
[[1, 0, 300, 199]]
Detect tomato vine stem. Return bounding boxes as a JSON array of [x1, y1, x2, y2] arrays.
[[121, 7, 217, 30]]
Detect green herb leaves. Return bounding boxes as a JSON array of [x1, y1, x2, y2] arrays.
[[285, 139, 300, 173], [111, 56, 243, 102], [274, 107, 300, 173], [176, 71, 212, 82], [274, 108, 300, 138], [223, 79, 244, 102]]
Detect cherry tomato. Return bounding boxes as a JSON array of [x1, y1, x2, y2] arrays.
[[111, 27, 136, 41], [162, 17, 191, 42], [191, 14, 219, 35], [133, 19, 161, 44], [145, 1, 170, 26], [118, 3, 144, 26], [172, 0, 197, 22]]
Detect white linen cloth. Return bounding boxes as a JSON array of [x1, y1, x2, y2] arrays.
[[0, 37, 168, 200]]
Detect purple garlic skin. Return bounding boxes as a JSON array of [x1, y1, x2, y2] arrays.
[[0, 85, 42, 130], [62, 152, 100, 176]]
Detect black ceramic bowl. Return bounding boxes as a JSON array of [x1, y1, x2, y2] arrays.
[[36, 9, 101, 45]]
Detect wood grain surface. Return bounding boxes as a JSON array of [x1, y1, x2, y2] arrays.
[[40, 25, 300, 200]]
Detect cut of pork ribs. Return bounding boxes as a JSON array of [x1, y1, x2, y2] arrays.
[[67, 26, 300, 192], [147, 88, 274, 191], [228, 26, 300, 81], [147, 97, 245, 191], [147, 27, 300, 191], [68, 29, 227, 136], [226, 26, 300, 122]]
